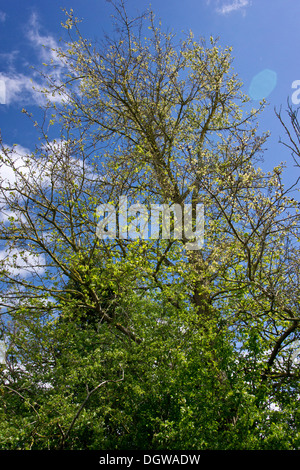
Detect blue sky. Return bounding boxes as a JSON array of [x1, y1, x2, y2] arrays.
[[0, 0, 300, 189]]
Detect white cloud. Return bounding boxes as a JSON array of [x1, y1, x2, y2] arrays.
[[208, 0, 251, 15], [0, 248, 45, 277], [0, 144, 32, 187], [0, 72, 44, 106], [0, 209, 25, 225], [27, 12, 61, 65], [0, 13, 68, 106], [0, 139, 95, 279], [0, 79, 5, 104], [0, 11, 6, 23], [0, 51, 19, 71], [0, 140, 96, 199], [26, 14, 71, 103]]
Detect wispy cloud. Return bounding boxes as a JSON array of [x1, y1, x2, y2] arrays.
[[208, 0, 251, 15], [0, 12, 67, 106], [26, 12, 61, 65], [0, 11, 6, 23], [0, 248, 45, 277], [0, 72, 43, 106]]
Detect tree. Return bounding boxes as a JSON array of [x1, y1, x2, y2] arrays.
[[0, 0, 300, 450]]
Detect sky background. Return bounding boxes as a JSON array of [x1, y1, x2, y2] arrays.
[[0, 0, 300, 192]]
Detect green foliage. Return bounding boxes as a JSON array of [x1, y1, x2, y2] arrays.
[[0, 0, 300, 450]]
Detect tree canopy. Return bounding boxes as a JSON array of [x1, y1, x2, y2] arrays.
[[0, 1, 300, 450]]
